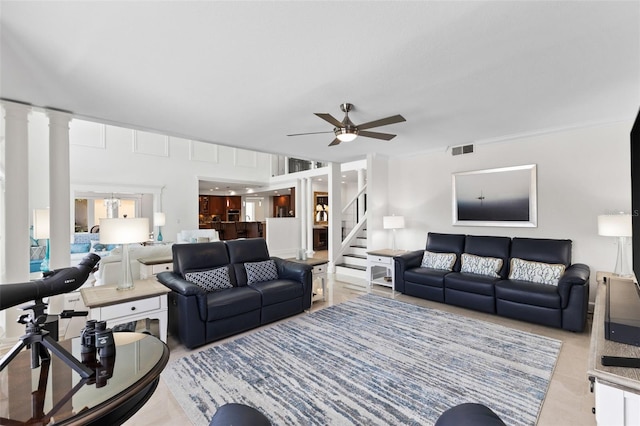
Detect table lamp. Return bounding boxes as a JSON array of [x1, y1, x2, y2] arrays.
[[33, 209, 50, 272], [100, 217, 149, 290], [154, 212, 166, 242], [597, 213, 633, 277], [383, 215, 405, 251]]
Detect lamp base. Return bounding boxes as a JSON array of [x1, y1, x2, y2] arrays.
[[117, 243, 135, 291], [40, 239, 50, 272], [157, 227, 163, 242], [613, 236, 634, 278]]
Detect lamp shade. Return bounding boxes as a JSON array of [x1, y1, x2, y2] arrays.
[[597, 214, 632, 237], [383, 216, 405, 230], [154, 212, 166, 227], [33, 209, 50, 239], [100, 218, 149, 244]]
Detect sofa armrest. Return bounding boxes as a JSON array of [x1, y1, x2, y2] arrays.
[[394, 250, 424, 293], [557, 263, 590, 307], [157, 271, 209, 322], [273, 258, 313, 309], [397, 250, 424, 268], [157, 271, 206, 296]]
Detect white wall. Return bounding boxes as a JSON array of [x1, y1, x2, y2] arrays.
[[67, 118, 273, 241], [388, 121, 634, 299]]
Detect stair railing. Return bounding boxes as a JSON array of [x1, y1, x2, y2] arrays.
[[338, 184, 367, 257]]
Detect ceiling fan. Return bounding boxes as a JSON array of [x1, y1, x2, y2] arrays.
[[288, 103, 406, 146]]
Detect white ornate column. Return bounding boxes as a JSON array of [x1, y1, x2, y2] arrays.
[[327, 162, 341, 272], [297, 178, 306, 254], [1, 101, 31, 341], [306, 177, 314, 256], [47, 110, 72, 269], [357, 168, 366, 222]]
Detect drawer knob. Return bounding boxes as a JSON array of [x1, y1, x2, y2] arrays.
[[131, 307, 136, 311]]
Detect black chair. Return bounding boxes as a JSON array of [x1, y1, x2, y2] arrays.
[[435, 403, 505, 426], [209, 403, 271, 426]]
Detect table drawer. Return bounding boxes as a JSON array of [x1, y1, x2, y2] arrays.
[[100, 297, 160, 319], [368, 255, 392, 265], [151, 263, 173, 274], [313, 263, 327, 274]]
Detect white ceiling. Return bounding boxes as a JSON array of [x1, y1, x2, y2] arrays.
[[1, 1, 638, 165]]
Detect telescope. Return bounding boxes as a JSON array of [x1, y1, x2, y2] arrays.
[[0, 253, 100, 311], [0, 253, 101, 378]]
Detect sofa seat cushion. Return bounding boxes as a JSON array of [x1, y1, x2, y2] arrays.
[[206, 286, 261, 321], [495, 280, 561, 309], [404, 267, 449, 288], [445, 272, 498, 296], [249, 279, 303, 306]]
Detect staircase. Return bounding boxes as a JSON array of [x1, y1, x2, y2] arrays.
[[335, 229, 368, 285]]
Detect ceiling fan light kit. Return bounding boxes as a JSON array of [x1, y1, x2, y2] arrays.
[[289, 102, 406, 147], [335, 127, 358, 142]]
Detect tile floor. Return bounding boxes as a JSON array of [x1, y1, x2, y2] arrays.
[[124, 275, 596, 426]]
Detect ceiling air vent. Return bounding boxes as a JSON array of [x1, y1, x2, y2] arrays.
[[451, 144, 474, 156]]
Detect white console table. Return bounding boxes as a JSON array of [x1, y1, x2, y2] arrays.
[[80, 279, 170, 343], [588, 274, 640, 425]]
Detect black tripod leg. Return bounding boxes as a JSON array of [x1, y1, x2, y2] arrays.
[[0, 339, 27, 371], [41, 335, 93, 378]]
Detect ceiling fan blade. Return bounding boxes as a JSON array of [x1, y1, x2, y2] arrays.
[[287, 131, 334, 137], [328, 138, 341, 146], [357, 114, 406, 130], [315, 113, 344, 128], [358, 130, 397, 141]]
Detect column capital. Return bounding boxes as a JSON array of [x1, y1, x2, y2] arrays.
[[46, 108, 73, 126], [2, 100, 31, 121]]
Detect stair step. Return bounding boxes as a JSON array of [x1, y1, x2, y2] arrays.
[[350, 244, 367, 249], [344, 253, 366, 259], [336, 263, 367, 271]]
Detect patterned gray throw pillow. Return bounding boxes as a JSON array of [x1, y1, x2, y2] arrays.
[[460, 253, 503, 278], [420, 250, 456, 271], [185, 266, 233, 292], [508, 258, 566, 286], [245, 259, 279, 284]]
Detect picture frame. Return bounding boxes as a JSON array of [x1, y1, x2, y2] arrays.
[[452, 164, 537, 227], [314, 192, 328, 225]]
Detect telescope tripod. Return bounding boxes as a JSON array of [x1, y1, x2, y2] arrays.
[[0, 299, 94, 378]]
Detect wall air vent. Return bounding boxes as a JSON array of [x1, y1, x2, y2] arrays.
[[451, 144, 474, 156]]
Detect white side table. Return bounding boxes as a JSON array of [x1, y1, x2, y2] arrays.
[[80, 279, 170, 343], [286, 257, 328, 304], [138, 256, 173, 279], [367, 249, 406, 292]]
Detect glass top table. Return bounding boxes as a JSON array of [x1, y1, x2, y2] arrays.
[[0, 332, 169, 425]]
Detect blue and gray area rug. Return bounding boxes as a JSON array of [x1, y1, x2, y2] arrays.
[[163, 294, 561, 425]]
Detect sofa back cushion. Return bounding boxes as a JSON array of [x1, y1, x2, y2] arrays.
[[426, 233, 466, 272], [226, 238, 272, 286], [463, 235, 511, 278], [510, 238, 572, 267], [173, 241, 231, 280]]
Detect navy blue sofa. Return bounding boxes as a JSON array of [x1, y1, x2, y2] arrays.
[[394, 232, 590, 332], [157, 238, 312, 349]]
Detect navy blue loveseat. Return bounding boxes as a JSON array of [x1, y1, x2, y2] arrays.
[[394, 233, 590, 332], [157, 238, 312, 348]]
